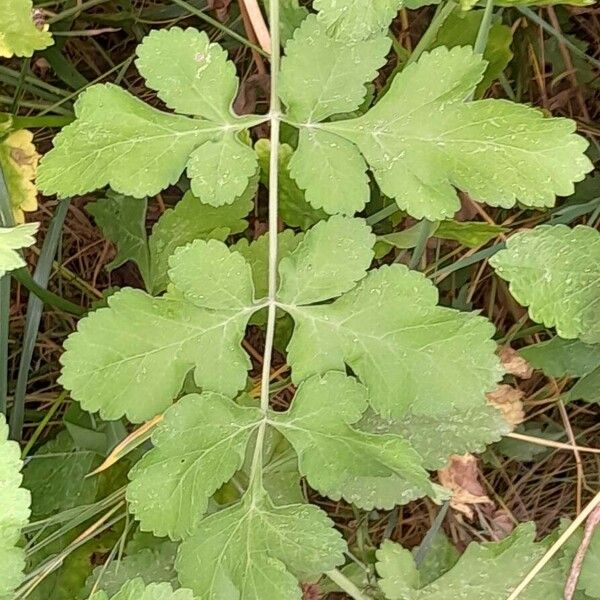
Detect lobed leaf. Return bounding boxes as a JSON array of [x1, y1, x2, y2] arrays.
[[0, 414, 31, 600], [59, 241, 256, 423], [279, 15, 391, 123], [38, 30, 263, 204], [90, 579, 195, 600], [37, 85, 211, 199], [127, 392, 262, 539], [282, 219, 502, 418], [22, 430, 100, 518], [135, 28, 239, 123], [277, 215, 375, 305], [0, 222, 38, 278], [0, 0, 53, 58], [313, 0, 403, 41], [176, 491, 346, 599], [490, 225, 600, 343], [271, 372, 441, 509], [376, 523, 564, 599]]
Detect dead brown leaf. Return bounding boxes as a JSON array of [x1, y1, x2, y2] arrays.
[[487, 384, 525, 429], [438, 454, 493, 519], [499, 345, 534, 379]]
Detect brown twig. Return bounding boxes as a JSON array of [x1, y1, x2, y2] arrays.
[[564, 504, 600, 600]]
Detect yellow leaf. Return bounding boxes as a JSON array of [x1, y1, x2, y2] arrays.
[[0, 130, 40, 223], [0, 0, 53, 58]]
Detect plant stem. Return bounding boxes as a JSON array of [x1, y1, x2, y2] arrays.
[[11, 269, 86, 316], [406, 0, 456, 66], [474, 0, 495, 55], [249, 0, 280, 490], [409, 220, 436, 270], [47, 0, 113, 24], [10, 199, 71, 441], [11, 115, 74, 129], [326, 569, 372, 600], [0, 165, 14, 415]]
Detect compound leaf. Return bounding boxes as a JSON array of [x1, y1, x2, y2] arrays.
[[90, 579, 195, 600], [271, 372, 440, 509], [279, 15, 391, 123], [0, 0, 53, 58], [289, 128, 370, 215], [0, 129, 40, 222], [148, 188, 254, 294], [22, 430, 100, 518], [0, 414, 31, 600], [277, 215, 374, 305], [135, 28, 238, 123], [314, 0, 403, 41], [490, 225, 600, 343], [87, 192, 151, 287], [0, 222, 38, 278], [59, 240, 256, 423], [127, 393, 262, 539], [283, 219, 502, 418], [312, 46, 591, 219], [37, 85, 211, 198], [376, 523, 564, 599], [176, 491, 346, 598]]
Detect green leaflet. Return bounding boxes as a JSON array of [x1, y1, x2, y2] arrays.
[[313, 0, 403, 41], [85, 541, 179, 596], [376, 523, 564, 599], [0, 0, 53, 58], [127, 393, 262, 539], [59, 240, 257, 422], [270, 372, 440, 509], [22, 430, 101, 518], [176, 490, 345, 599], [90, 579, 194, 600], [279, 15, 391, 123], [87, 192, 151, 287], [149, 187, 254, 294], [255, 139, 326, 229], [0, 222, 38, 278], [277, 215, 375, 304], [362, 404, 510, 469], [490, 225, 600, 343], [38, 29, 264, 204], [519, 337, 600, 379], [135, 28, 238, 123], [284, 45, 591, 219], [0, 414, 31, 600]]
